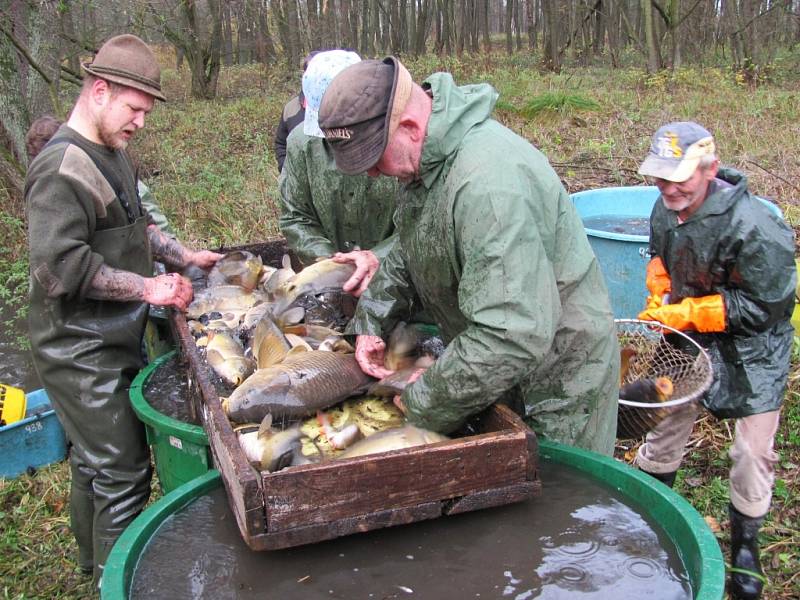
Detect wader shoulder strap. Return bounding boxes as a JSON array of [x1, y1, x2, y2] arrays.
[[45, 135, 142, 224]]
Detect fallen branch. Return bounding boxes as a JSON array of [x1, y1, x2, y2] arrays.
[[743, 159, 800, 193]]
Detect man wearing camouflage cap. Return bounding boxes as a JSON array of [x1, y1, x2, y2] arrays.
[[25, 34, 221, 582], [317, 57, 619, 455], [635, 121, 795, 600]]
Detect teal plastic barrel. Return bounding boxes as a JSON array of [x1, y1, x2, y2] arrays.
[[130, 351, 212, 494], [102, 441, 725, 600], [572, 185, 784, 319], [571, 186, 659, 319]]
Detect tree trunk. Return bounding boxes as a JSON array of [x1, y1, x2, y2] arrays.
[[221, 1, 233, 65], [505, 0, 513, 53], [256, 1, 277, 63], [642, 0, 661, 72], [0, 0, 61, 203], [285, 0, 301, 66], [526, 0, 536, 50], [541, 0, 562, 71]]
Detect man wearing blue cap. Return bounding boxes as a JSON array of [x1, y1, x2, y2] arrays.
[[635, 121, 795, 600], [278, 50, 400, 296]]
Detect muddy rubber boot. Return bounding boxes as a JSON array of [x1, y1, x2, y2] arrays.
[[728, 503, 765, 600], [640, 469, 677, 488]]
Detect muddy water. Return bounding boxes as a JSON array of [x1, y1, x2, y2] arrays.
[[582, 214, 651, 237], [0, 304, 41, 391], [143, 354, 200, 425], [130, 461, 692, 600]]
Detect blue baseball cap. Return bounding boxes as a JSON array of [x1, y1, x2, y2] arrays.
[[638, 121, 716, 182]]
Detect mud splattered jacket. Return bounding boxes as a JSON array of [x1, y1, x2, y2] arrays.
[[279, 128, 399, 265], [649, 168, 795, 418], [349, 74, 620, 454]]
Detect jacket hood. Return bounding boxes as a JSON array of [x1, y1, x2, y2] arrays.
[[693, 166, 748, 219], [417, 73, 498, 188]]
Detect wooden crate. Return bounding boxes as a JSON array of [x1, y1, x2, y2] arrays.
[[170, 237, 541, 550]]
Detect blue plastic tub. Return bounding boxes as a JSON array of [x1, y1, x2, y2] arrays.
[[571, 186, 659, 319], [0, 389, 67, 478], [572, 186, 783, 319]]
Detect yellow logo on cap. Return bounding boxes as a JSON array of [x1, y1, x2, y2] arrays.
[[654, 132, 683, 158]]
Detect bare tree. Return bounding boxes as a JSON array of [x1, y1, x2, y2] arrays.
[[147, 0, 223, 99], [0, 0, 65, 202]]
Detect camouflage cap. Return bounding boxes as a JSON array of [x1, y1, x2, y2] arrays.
[[638, 121, 716, 182], [302, 50, 361, 138], [82, 34, 166, 101], [318, 56, 413, 175]]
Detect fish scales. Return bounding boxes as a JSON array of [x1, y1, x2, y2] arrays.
[[225, 351, 373, 423]]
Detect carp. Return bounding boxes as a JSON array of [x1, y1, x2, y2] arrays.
[[384, 321, 420, 371], [237, 415, 315, 472], [223, 350, 374, 423], [205, 329, 256, 386], [619, 376, 674, 404], [283, 324, 352, 351], [251, 314, 293, 369], [186, 285, 267, 319], [207, 250, 263, 291], [336, 424, 449, 460], [368, 368, 421, 397], [271, 258, 356, 317], [264, 254, 296, 296]]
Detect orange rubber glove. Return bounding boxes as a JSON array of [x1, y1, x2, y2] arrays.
[[644, 257, 671, 310], [638, 294, 726, 333]]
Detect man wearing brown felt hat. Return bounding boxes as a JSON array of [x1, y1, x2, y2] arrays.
[[318, 58, 619, 455], [25, 34, 221, 584]]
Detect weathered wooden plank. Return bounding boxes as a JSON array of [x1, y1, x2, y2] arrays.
[[444, 481, 542, 515], [262, 431, 530, 531]]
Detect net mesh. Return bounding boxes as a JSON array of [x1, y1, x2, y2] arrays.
[[616, 319, 713, 439]]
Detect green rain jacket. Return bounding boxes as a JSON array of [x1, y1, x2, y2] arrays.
[[649, 167, 795, 418], [279, 127, 399, 264], [349, 74, 620, 454]]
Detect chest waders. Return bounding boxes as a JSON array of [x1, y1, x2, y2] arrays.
[[30, 201, 154, 582]]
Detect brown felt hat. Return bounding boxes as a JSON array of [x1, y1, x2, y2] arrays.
[[318, 56, 413, 174], [82, 34, 166, 101]]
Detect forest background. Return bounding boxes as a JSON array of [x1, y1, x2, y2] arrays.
[[1, 1, 799, 598]]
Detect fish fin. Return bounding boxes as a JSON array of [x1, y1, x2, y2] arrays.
[[276, 306, 305, 327], [258, 414, 274, 438], [286, 345, 309, 357]]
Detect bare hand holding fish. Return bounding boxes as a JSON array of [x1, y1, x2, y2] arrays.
[[332, 250, 379, 297], [186, 249, 225, 269], [355, 335, 393, 379]]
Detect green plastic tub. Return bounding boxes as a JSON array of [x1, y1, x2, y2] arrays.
[[102, 440, 725, 600], [130, 351, 212, 494]]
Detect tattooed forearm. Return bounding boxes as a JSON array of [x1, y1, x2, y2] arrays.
[[148, 225, 190, 267], [86, 264, 146, 301]]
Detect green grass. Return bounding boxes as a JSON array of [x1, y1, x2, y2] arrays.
[[1, 47, 799, 598]]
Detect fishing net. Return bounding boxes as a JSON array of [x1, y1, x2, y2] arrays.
[[616, 319, 714, 439]]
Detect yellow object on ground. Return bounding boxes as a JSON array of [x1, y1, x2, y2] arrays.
[[0, 384, 27, 426]]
